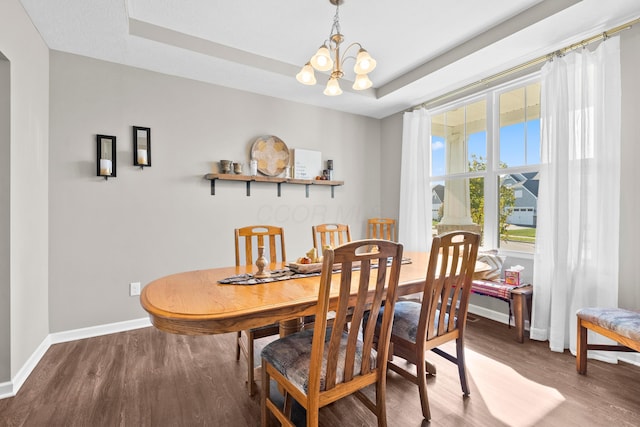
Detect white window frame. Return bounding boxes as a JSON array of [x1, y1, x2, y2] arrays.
[[429, 73, 540, 257]]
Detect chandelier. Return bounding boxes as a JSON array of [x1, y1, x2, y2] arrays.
[[296, 0, 377, 96]]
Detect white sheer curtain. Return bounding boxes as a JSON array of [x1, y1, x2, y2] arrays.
[[398, 109, 432, 252], [532, 37, 621, 359]]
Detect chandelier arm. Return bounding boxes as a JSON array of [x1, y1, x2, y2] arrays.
[[338, 42, 364, 67]]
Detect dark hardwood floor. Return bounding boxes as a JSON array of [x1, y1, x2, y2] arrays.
[[1, 316, 639, 426]]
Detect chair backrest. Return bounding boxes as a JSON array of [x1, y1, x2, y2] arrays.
[[312, 223, 352, 253], [366, 218, 396, 241], [419, 231, 480, 342], [234, 225, 286, 266], [309, 239, 403, 395]]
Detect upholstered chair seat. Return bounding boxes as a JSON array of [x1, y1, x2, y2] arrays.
[[262, 328, 376, 393]]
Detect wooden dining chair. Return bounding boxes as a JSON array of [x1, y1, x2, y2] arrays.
[[370, 230, 480, 421], [311, 223, 351, 254], [234, 225, 287, 396], [367, 218, 397, 242], [261, 239, 404, 427]]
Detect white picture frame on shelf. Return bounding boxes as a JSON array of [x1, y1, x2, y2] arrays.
[[293, 149, 322, 179]]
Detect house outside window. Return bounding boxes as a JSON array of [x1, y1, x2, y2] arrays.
[[430, 76, 540, 253]]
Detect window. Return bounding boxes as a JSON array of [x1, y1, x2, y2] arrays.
[[430, 78, 540, 253]]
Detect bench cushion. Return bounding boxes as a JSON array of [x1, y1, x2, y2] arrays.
[[471, 279, 517, 300], [577, 307, 640, 342]]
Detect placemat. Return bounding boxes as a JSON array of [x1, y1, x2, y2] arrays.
[[218, 269, 319, 285]]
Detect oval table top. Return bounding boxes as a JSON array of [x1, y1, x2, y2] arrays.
[[140, 251, 489, 335]]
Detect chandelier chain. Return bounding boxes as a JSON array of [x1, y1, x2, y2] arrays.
[[329, 1, 341, 40]]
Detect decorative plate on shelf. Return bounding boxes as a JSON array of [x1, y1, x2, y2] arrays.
[[250, 135, 290, 177]]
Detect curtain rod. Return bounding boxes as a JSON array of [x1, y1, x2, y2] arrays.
[[409, 16, 640, 112]]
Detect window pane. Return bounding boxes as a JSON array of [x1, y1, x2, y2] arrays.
[[526, 118, 541, 164], [431, 100, 486, 176], [467, 100, 486, 171], [431, 113, 446, 176], [499, 83, 541, 168], [431, 177, 484, 243], [499, 173, 537, 252]]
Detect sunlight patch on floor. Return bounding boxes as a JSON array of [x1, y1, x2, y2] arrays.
[[466, 348, 566, 427]]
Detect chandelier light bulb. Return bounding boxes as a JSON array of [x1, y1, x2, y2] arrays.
[[296, 63, 317, 85], [354, 49, 377, 74], [353, 74, 372, 90], [310, 45, 333, 71], [323, 77, 343, 96]]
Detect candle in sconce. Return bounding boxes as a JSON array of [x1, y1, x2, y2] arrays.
[[137, 149, 148, 165], [100, 159, 112, 176]]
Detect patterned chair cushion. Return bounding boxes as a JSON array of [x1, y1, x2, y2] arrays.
[[364, 301, 452, 343], [577, 307, 640, 342], [261, 328, 376, 393]]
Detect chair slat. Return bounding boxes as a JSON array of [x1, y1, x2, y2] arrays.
[[312, 224, 352, 254]]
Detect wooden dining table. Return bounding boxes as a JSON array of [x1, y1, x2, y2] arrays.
[[141, 251, 489, 337]]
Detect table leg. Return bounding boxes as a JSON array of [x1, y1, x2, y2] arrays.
[[279, 318, 303, 337], [513, 293, 525, 343]]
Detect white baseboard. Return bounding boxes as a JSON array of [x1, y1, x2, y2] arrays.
[[620, 352, 640, 367], [9, 333, 53, 398], [0, 380, 13, 399], [49, 317, 151, 345], [468, 303, 513, 326], [1, 317, 151, 400]]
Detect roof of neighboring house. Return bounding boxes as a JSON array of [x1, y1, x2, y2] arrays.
[[522, 179, 539, 197], [505, 172, 539, 199], [521, 172, 539, 197], [508, 174, 526, 183], [432, 184, 445, 203]]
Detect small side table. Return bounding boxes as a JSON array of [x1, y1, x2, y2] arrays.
[[471, 280, 533, 343]]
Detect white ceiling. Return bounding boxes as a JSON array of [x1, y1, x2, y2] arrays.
[[19, 0, 640, 119]]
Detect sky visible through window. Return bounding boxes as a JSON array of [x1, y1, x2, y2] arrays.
[[432, 118, 540, 174]]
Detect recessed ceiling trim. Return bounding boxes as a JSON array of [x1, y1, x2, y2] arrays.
[[128, 17, 376, 99], [377, 0, 582, 98]]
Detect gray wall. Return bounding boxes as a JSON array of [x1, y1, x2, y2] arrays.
[[379, 112, 403, 220], [618, 23, 640, 309], [0, 55, 9, 382], [0, 0, 50, 382], [48, 51, 381, 332]]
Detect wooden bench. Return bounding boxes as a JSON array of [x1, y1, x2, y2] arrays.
[[576, 307, 640, 374], [471, 280, 533, 343]]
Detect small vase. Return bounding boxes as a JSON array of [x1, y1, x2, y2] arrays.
[[254, 246, 271, 278]]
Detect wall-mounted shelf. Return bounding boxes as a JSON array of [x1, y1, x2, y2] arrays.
[[204, 174, 344, 198]]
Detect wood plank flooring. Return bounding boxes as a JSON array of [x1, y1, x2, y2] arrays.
[[1, 316, 639, 426]]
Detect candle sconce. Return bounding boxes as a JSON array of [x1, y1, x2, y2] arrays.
[[96, 134, 116, 180], [133, 126, 151, 168]]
